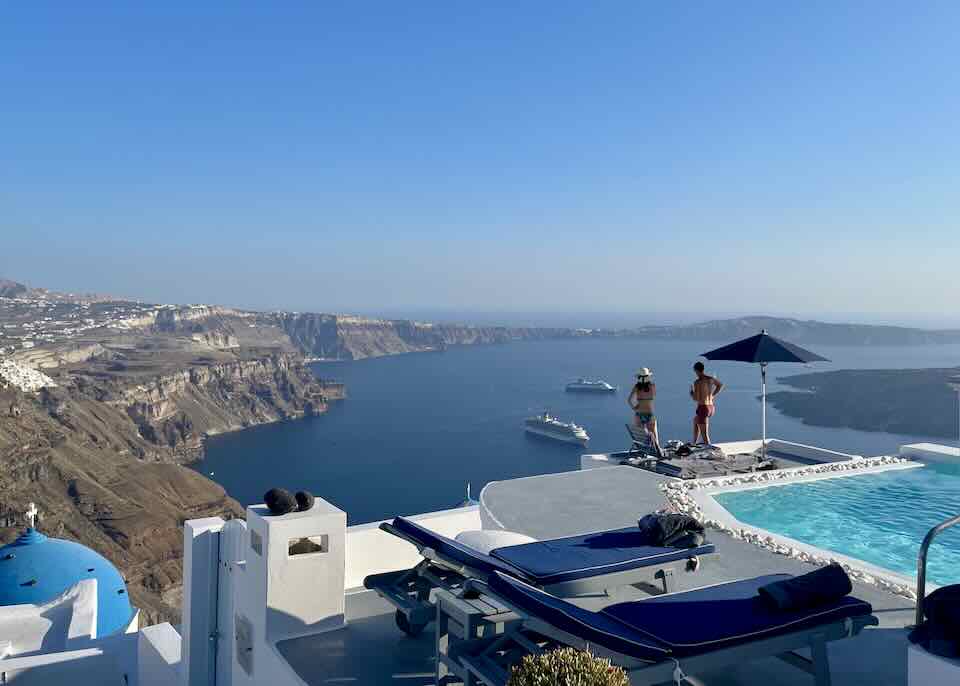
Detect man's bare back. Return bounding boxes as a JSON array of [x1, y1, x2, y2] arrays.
[[692, 375, 719, 406], [691, 362, 723, 443]]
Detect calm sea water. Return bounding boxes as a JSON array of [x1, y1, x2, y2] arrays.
[[193, 338, 960, 524]]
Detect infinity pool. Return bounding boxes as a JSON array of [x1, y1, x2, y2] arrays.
[[715, 461, 960, 587]]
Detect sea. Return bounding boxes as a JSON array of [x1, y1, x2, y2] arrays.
[[192, 338, 960, 524]]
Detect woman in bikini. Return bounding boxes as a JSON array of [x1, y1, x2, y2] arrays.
[[628, 368, 661, 455]]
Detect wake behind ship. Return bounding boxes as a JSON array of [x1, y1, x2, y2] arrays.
[[524, 412, 590, 446]]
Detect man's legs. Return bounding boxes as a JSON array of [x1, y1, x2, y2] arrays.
[[692, 416, 701, 444], [701, 418, 711, 444]]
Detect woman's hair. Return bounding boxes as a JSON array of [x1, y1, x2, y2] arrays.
[[635, 380, 651, 392]]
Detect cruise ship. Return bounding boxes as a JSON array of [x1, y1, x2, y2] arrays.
[[565, 377, 617, 393], [524, 411, 590, 445]]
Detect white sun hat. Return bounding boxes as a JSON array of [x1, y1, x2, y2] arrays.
[[636, 367, 652, 378]]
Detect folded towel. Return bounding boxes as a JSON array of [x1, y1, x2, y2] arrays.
[[637, 513, 705, 548], [758, 563, 852, 611]]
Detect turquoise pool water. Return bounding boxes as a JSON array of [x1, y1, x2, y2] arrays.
[[715, 461, 960, 587]]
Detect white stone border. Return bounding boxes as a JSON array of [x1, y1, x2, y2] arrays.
[[660, 456, 925, 601]]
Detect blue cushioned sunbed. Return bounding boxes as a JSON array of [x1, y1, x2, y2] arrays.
[[364, 517, 717, 636], [436, 571, 878, 686], [490, 527, 714, 585], [489, 571, 872, 659], [603, 574, 872, 657]]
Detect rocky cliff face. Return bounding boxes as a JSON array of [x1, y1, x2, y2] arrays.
[[15, 342, 111, 369], [114, 353, 329, 459], [0, 384, 241, 625], [0, 350, 336, 625], [152, 306, 244, 349], [269, 312, 573, 360]]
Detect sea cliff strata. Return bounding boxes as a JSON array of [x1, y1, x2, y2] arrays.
[[109, 352, 334, 460], [267, 312, 574, 360], [0, 344, 341, 626]]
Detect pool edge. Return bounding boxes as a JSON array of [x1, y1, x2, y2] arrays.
[[663, 456, 925, 600]]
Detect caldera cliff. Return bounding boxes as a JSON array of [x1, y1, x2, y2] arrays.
[[0, 348, 341, 625], [268, 312, 574, 360]]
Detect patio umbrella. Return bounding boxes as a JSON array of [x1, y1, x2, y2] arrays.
[[701, 329, 828, 460]]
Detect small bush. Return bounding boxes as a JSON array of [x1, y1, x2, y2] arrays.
[[507, 647, 629, 686]]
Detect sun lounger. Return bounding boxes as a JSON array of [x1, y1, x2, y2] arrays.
[[625, 423, 662, 457], [363, 516, 716, 635], [436, 570, 878, 686]]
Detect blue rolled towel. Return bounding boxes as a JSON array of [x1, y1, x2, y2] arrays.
[[758, 563, 853, 611]]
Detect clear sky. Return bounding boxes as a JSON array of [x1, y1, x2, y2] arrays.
[[2, 2, 958, 325]]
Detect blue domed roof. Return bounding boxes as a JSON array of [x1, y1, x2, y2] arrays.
[[0, 528, 133, 637]]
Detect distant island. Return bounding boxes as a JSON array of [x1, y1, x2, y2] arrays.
[[768, 368, 960, 438], [619, 315, 960, 346]]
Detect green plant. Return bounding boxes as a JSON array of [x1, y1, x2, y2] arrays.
[[507, 647, 630, 686]]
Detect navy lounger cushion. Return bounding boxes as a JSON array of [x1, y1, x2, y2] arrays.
[[490, 527, 716, 585], [602, 574, 873, 657], [487, 572, 671, 662], [391, 517, 529, 579]]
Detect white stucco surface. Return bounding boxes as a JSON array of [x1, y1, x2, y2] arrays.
[[908, 643, 960, 685], [900, 442, 960, 462], [0, 579, 98, 656], [344, 505, 480, 590]]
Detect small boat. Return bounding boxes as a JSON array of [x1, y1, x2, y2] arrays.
[[565, 378, 617, 393], [524, 412, 590, 446]]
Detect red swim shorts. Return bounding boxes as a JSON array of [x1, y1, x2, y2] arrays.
[[695, 405, 715, 422]]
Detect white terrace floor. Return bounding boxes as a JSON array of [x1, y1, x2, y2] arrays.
[[280, 466, 916, 686]]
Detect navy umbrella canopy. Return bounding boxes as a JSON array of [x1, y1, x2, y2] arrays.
[[702, 330, 828, 458], [702, 331, 828, 365]]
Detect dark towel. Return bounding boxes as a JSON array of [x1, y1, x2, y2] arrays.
[[638, 513, 705, 548], [295, 490, 315, 512], [264, 487, 297, 515], [909, 584, 960, 657], [758, 563, 852, 611]]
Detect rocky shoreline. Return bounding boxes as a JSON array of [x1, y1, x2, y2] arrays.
[[768, 367, 960, 438]]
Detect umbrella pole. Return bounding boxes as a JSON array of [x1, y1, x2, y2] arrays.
[[761, 362, 768, 461]]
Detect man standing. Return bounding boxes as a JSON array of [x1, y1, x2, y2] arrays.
[[691, 361, 723, 444]]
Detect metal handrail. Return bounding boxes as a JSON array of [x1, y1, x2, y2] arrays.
[[915, 512, 960, 626]]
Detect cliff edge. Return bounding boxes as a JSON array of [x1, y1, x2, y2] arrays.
[[0, 346, 338, 625]]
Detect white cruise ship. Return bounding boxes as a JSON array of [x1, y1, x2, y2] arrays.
[[565, 378, 617, 393], [524, 412, 590, 445]]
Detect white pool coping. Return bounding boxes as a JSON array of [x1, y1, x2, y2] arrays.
[[661, 456, 927, 600]]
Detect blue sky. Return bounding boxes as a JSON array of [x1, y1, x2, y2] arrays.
[[2, 2, 958, 324]]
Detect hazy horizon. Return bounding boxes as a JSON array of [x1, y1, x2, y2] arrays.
[[7, 268, 960, 330], [3, 3, 958, 322]]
